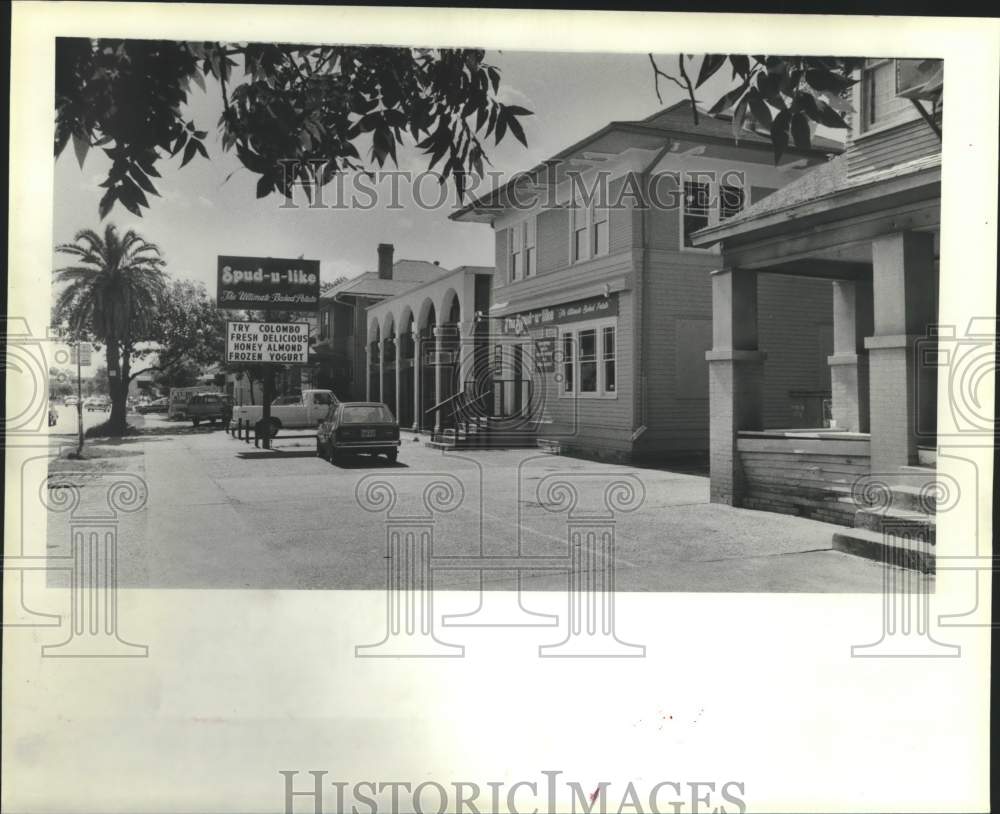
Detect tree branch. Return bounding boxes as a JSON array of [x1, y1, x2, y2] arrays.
[[648, 53, 689, 104]]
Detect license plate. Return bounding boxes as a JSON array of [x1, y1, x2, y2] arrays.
[[361, 429, 376, 439]]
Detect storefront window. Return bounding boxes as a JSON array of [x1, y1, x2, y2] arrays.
[[579, 329, 597, 392], [603, 326, 616, 392], [562, 334, 574, 392], [559, 319, 617, 398]]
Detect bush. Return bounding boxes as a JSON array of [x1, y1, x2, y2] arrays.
[[84, 420, 139, 438]]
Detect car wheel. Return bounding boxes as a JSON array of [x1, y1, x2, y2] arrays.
[[330, 447, 341, 465], [192, 417, 201, 427], [386, 449, 398, 464], [316, 437, 325, 458]]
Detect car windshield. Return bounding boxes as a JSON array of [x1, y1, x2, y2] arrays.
[[271, 395, 301, 406], [341, 405, 394, 424], [312, 392, 334, 405]]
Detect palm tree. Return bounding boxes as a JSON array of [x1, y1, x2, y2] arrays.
[[54, 224, 166, 435]]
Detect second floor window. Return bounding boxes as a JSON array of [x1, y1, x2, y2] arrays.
[[510, 216, 536, 281], [571, 196, 610, 263], [683, 178, 711, 247], [719, 183, 745, 220]]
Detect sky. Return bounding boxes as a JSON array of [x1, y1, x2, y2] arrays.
[[52, 50, 747, 290]]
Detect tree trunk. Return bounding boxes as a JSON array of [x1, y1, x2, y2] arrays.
[[106, 338, 128, 435]]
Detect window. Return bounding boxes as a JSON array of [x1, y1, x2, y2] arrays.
[[592, 204, 609, 257], [572, 196, 589, 263], [562, 334, 574, 393], [510, 223, 523, 281], [719, 184, 744, 220], [312, 392, 334, 405], [860, 58, 915, 132], [509, 216, 536, 281], [683, 179, 711, 247], [571, 196, 610, 263], [578, 329, 597, 392], [602, 327, 616, 392], [524, 217, 536, 277], [341, 404, 395, 424], [559, 320, 617, 398]]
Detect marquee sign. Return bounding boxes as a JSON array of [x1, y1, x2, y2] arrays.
[[226, 321, 310, 364], [217, 255, 320, 312], [500, 293, 618, 335]]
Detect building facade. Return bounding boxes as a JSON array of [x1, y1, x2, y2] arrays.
[[311, 244, 450, 400], [452, 101, 844, 462], [691, 59, 943, 569]]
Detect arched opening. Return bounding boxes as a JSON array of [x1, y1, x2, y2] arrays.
[[397, 307, 415, 427], [367, 320, 381, 402], [381, 313, 396, 412]]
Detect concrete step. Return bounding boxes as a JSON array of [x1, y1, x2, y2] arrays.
[[832, 528, 935, 574], [854, 508, 936, 545]]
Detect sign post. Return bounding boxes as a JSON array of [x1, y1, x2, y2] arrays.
[[217, 257, 320, 451], [70, 341, 91, 457]]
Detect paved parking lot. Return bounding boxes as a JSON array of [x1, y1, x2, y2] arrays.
[[41, 412, 900, 592]]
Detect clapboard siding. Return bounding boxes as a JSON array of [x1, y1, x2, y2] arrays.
[[848, 118, 941, 178], [737, 434, 871, 524]]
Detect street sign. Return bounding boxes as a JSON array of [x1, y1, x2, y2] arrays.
[[226, 321, 310, 364], [217, 255, 320, 312], [70, 343, 92, 366]]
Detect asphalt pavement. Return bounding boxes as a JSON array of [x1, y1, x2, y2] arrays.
[[43, 411, 901, 592]]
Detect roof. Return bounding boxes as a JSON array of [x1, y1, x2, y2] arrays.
[[321, 260, 451, 301], [691, 150, 940, 245], [452, 100, 844, 222]]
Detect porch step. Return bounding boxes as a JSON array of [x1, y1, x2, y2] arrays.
[[832, 528, 935, 574], [853, 508, 936, 545]]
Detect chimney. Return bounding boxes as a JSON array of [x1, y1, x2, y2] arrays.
[[377, 243, 394, 280]]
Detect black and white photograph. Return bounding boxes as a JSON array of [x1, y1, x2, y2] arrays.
[[3, 4, 997, 813]]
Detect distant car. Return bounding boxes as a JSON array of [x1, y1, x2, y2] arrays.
[[84, 396, 110, 412], [65, 395, 79, 407], [317, 402, 400, 464], [137, 397, 169, 414], [185, 393, 234, 427]]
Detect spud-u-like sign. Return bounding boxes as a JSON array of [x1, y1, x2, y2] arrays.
[[226, 321, 310, 364], [217, 255, 320, 312]]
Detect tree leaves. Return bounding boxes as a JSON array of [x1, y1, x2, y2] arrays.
[[696, 54, 727, 88], [57, 40, 532, 213]]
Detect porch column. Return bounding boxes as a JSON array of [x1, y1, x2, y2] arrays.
[[377, 339, 385, 402], [827, 279, 873, 432], [433, 323, 444, 432], [865, 232, 936, 472], [365, 343, 372, 401], [706, 268, 765, 506], [412, 328, 422, 431], [393, 337, 402, 422]]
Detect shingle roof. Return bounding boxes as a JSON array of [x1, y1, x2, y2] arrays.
[[692, 150, 940, 243], [453, 100, 844, 221], [321, 260, 451, 301]]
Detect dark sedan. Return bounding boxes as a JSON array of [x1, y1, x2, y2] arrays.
[[137, 397, 169, 414], [316, 402, 400, 464]]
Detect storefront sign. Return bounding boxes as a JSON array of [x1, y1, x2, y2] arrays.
[[501, 293, 618, 335], [217, 256, 320, 312], [533, 337, 557, 372], [226, 321, 310, 364]]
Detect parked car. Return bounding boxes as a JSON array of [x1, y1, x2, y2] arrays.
[[137, 397, 169, 414], [185, 393, 234, 427], [64, 395, 79, 407], [317, 402, 400, 464], [232, 389, 337, 438], [84, 396, 110, 412]]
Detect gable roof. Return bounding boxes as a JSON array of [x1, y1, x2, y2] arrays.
[[321, 260, 451, 301], [452, 99, 845, 222]]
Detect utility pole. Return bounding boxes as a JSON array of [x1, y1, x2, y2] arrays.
[[74, 339, 84, 457]]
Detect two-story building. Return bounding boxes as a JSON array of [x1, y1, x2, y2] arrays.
[[311, 244, 450, 400], [691, 59, 943, 571], [451, 100, 844, 462]]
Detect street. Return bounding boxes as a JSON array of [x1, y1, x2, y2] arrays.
[[45, 415, 898, 592]]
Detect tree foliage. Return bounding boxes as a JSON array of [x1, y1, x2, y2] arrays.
[[56, 39, 532, 218], [133, 278, 227, 385], [650, 55, 866, 161]]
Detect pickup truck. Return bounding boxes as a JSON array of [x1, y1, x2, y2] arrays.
[[232, 389, 338, 437]]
